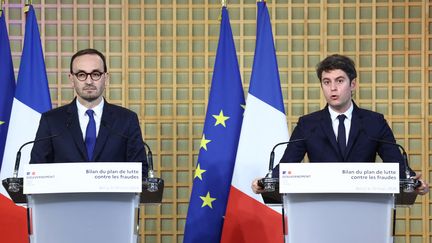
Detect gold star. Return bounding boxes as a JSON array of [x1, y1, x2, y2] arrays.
[[212, 110, 230, 127], [241, 104, 246, 110], [0, 121, 4, 125], [200, 134, 211, 151], [194, 163, 206, 180], [200, 191, 216, 209]]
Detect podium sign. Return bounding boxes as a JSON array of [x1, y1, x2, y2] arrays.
[[280, 163, 397, 243], [24, 162, 142, 243], [24, 162, 142, 194], [279, 162, 399, 194]]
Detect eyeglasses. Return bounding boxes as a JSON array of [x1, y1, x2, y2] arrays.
[[72, 71, 105, 81]]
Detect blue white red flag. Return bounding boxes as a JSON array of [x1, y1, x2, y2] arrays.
[[0, 7, 16, 172], [1, 5, 52, 192], [0, 7, 30, 243]]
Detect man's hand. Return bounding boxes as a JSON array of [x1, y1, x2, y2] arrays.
[[414, 173, 429, 195], [251, 178, 265, 194]]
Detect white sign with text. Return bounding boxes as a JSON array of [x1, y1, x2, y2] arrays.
[[24, 162, 142, 194], [279, 162, 399, 194]]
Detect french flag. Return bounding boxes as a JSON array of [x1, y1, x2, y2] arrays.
[[221, 2, 289, 242], [1, 5, 52, 194], [0, 7, 28, 243]]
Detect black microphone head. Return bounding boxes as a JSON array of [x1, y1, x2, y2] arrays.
[[147, 149, 154, 171], [268, 151, 275, 172]]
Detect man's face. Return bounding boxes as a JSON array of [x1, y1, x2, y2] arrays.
[[69, 54, 108, 104], [320, 69, 356, 113]]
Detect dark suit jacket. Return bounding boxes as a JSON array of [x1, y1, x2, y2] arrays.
[[276, 102, 413, 178], [30, 98, 148, 174]]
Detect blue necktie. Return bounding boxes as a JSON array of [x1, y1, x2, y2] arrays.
[[337, 114, 346, 155], [85, 109, 96, 161]]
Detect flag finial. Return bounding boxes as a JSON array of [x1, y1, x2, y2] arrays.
[[0, 0, 4, 17], [218, 0, 227, 22], [24, 0, 32, 13], [221, 0, 227, 7]]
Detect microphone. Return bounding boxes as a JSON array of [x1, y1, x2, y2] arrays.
[[140, 143, 159, 193], [3, 119, 71, 202], [364, 135, 420, 193], [267, 139, 306, 174], [101, 121, 163, 194], [258, 138, 306, 192], [101, 120, 152, 172], [12, 134, 59, 178], [2, 133, 61, 204]]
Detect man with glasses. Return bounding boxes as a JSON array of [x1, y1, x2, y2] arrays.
[[30, 48, 148, 175]]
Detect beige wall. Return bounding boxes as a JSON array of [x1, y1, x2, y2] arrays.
[[3, 0, 431, 242]]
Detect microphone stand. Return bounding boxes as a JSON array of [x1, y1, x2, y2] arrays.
[[258, 139, 305, 243], [100, 121, 164, 203], [2, 139, 43, 204], [3, 134, 61, 203], [141, 143, 164, 204], [259, 139, 306, 193], [365, 136, 420, 203]]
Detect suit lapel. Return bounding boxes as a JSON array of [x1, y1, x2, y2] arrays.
[[66, 100, 88, 160], [319, 108, 343, 160], [92, 101, 114, 161]]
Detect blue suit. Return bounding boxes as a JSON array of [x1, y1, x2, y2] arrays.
[[277, 102, 413, 178], [30, 98, 148, 174]]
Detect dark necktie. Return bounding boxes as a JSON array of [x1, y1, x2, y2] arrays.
[[85, 109, 96, 161], [337, 114, 346, 155]]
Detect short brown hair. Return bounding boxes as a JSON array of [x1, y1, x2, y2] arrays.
[[70, 48, 107, 73], [316, 54, 357, 82]]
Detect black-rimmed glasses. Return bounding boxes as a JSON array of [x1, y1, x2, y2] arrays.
[[72, 71, 105, 81]]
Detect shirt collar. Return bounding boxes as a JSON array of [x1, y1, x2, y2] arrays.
[[328, 101, 353, 121], [76, 98, 105, 118]]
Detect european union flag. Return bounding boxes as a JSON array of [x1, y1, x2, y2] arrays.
[[0, 8, 16, 169], [184, 7, 245, 243]]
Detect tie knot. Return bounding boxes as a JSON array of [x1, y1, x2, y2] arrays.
[[337, 114, 346, 122], [86, 109, 94, 118]]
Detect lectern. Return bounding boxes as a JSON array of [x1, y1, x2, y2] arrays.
[[23, 162, 143, 243], [283, 193, 393, 243], [27, 193, 140, 243], [273, 163, 408, 243]]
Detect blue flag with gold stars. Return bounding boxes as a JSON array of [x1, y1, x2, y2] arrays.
[[184, 6, 245, 243], [0, 9, 16, 170]]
